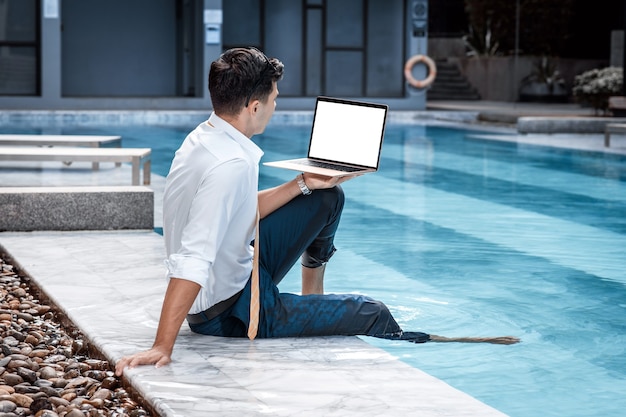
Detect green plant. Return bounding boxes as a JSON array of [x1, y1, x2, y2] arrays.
[[572, 67, 623, 115], [463, 20, 499, 56], [522, 57, 565, 92]]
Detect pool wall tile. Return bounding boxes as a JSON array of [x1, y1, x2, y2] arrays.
[[0, 110, 478, 127]]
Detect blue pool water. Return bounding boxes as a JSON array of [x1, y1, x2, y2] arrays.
[[3, 121, 626, 417]]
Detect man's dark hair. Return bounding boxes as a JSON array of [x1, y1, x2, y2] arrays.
[[209, 47, 284, 116]]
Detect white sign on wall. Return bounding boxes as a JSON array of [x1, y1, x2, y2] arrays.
[[205, 24, 221, 45], [43, 0, 59, 18], [204, 10, 223, 24]]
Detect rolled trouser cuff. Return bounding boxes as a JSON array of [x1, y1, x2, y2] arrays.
[[300, 246, 337, 268]]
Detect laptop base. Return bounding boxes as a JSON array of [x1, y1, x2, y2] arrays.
[[263, 159, 375, 177]]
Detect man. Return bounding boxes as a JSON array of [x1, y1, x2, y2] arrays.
[[116, 48, 517, 376]]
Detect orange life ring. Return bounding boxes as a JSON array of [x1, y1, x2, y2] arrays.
[[404, 55, 437, 89]]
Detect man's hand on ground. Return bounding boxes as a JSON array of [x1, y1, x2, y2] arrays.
[[115, 347, 172, 376]]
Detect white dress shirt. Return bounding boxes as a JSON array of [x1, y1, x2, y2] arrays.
[[163, 112, 263, 314]]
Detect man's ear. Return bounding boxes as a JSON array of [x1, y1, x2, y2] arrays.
[[246, 99, 260, 115]]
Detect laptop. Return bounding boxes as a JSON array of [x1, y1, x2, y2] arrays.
[[263, 96, 388, 177]]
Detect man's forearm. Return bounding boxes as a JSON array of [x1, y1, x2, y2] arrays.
[[258, 176, 302, 218], [153, 278, 201, 354]]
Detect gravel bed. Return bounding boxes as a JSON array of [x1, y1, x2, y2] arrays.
[[0, 250, 154, 417]]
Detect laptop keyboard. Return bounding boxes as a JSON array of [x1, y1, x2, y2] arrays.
[[294, 159, 363, 172]]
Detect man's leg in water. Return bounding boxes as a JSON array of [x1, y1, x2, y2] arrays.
[[254, 186, 430, 342]]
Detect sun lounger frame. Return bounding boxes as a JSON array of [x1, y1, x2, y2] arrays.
[[0, 134, 123, 169], [604, 123, 626, 147], [0, 147, 151, 185]]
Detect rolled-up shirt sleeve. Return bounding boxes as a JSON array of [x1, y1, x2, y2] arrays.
[[164, 254, 209, 284]]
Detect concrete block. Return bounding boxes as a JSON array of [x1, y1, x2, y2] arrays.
[[517, 117, 626, 134], [0, 186, 153, 231]]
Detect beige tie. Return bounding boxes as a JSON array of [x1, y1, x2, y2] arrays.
[[247, 210, 261, 340]]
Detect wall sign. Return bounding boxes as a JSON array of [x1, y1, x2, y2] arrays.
[[43, 0, 59, 19]]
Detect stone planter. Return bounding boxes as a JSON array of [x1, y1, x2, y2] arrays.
[[519, 81, 568, 103]]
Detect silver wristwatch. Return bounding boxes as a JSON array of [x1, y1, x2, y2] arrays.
[[297, 173, 312, 195]]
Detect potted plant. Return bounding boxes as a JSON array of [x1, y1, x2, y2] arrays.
[[519, 57, 567, 103]]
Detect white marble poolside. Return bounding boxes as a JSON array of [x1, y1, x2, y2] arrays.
[[0, 221, 507, 417]]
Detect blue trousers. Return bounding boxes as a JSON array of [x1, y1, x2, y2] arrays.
[[188, 186, 429, 343]]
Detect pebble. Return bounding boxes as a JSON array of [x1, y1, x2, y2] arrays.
[[0, 400, 16, 412], [0, 256, 152, 416]]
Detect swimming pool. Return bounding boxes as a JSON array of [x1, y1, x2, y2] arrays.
[[3, 120, 626, 417]]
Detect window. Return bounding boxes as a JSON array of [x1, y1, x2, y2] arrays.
[[0, 0, 39, 95]]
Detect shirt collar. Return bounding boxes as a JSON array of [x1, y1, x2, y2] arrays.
[[208, 112, 264, 162]]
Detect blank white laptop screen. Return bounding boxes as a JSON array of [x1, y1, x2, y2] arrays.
[[308, 99, 387, 168]]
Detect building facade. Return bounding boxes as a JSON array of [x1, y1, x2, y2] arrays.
[[0, 0, 430, 111]]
